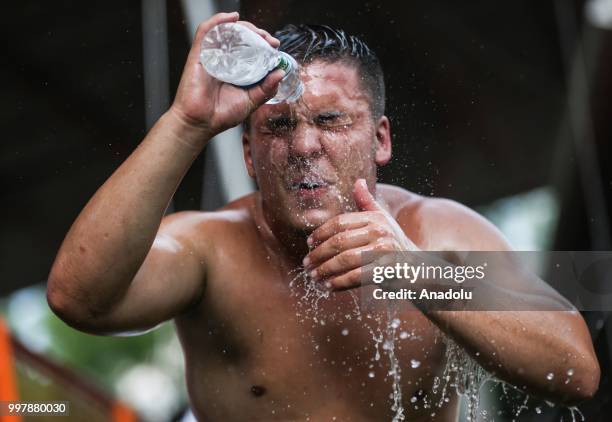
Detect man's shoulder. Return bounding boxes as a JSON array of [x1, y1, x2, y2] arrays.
[[379, 184, 511, 251], [159, 194, 256, 241], [377, 183, 468, 220]]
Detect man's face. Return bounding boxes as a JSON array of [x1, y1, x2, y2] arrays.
[[243, 60, 391, 233]]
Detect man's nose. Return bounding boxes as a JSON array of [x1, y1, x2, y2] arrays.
[[289, 124, 323, 157]]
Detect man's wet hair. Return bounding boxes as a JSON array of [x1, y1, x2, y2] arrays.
[[275, 24, 385, 119], [243, 24, 385, 132]]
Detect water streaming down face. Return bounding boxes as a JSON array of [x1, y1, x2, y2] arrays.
[[250, 80, 377, 234]]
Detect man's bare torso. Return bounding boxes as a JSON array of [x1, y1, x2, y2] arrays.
[[173, 184, 463, 421]]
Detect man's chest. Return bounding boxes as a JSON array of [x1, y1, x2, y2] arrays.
[[192, 263, 446, 395]]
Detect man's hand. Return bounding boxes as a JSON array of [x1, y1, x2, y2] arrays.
[[170, 12, 285, 144], [303, 179, 418, 290]]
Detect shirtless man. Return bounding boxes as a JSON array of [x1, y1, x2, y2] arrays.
[[47, 12, 599, 421]]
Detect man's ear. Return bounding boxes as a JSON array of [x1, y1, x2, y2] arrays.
[[374, 115, 392, 166], [242, 129, 256, 178]]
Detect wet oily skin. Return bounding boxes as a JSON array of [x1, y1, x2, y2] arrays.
[[245, 61, 381, 232], [174, 61, 456, 421], [176, 211, 452, 422], [48, 13, 599, 421]]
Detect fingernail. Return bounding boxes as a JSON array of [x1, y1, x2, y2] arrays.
[[310, 270, 318, 280], [307, 237, 313, 247], [303, 256, 311, 267], [324, 281, 333, 290]]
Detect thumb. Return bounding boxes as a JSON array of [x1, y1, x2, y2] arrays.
[[246, 69, 284, 110], [353, 179, 381, 211]]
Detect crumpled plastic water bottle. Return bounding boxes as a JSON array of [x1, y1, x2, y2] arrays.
[[200, 22, 303, 104]]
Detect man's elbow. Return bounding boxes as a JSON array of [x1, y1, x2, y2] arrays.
[[46, 271, 107, 334], [556, 356, 601, 406], [573, 359, 600, 403], [47, 283, 85, 329]]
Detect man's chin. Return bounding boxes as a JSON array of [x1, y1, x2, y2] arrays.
[[290, 208, 336, 233]]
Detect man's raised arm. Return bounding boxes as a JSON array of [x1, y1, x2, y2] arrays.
[[47, 12, 283, 335]]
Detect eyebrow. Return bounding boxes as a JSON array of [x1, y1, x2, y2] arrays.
[[259, 110, 349, 128], [317, 111, 346, 119], [265, 115, 293, 121], [264, 115, 295, 126]]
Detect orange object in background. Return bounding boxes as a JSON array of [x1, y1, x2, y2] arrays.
[[0, 318, 21, 422], [0, 317, 137, 422]]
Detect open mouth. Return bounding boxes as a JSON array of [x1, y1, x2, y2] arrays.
[[291, 181, 327, 190], [288, 179, 331, 200]]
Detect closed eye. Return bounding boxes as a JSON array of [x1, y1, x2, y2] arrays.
[[315, 112, 351, 128], [264, 116, 296, 133]]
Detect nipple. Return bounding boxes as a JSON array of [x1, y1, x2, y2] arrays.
[[251, 385, 267, 397]]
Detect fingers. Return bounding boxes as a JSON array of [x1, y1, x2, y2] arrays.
[[246, 69, 285, 110], [325, 267, 364, 291], [310, 244, 374, 281], [308, 212, 379, 249], [304, 226, 375, 270], [236, 21, 281, 48], [322, 260, 387, 290], [353, 178, 382, 212], [316, 239, 399, 282]]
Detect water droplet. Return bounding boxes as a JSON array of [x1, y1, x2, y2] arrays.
[[399, 331, 409, 339], [410, 396, 417, 403], [546, 372, 554, 380], [535, 407, 542, 414], [567, 368, 574, 376], [411, 359, 421, 368], [341, 328, 349, 336], [368, 371, 375, 378], [390, 318, 400, 328], [383, 340, 394, 350]]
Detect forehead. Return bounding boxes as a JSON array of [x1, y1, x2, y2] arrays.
[[250, 60, 370, 123]]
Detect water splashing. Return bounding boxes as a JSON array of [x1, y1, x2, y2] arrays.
[[288, 268, 406, 421], [287, 267, 583, 421], [383, 307, 405, 421], [432, 337, 490, 422]]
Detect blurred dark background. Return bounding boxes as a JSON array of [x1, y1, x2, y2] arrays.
[[1, 0, 610, 420]]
